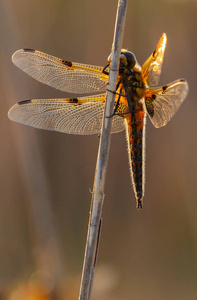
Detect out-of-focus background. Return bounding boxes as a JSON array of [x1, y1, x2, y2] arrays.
[[0, 0, 197, 299]]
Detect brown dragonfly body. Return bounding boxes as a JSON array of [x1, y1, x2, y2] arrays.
[[8, 33, 188, 208]]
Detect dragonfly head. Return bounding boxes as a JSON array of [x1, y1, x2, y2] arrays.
[[108, 49, 136, 73], [120, 49, 136, 70]]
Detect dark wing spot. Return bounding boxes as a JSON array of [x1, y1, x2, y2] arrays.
[[18, 99, 32, 105], [69, 98, 79, 103], [180, 78, 186, 82], [162, 85, 167, 92], [153, 50, 156, 58], [23, 49, 35, 53], [61, 60, 72, 67], [152, 94, 156, 100]]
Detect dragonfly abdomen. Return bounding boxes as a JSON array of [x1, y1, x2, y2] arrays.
[[125, 103, 145, 209]]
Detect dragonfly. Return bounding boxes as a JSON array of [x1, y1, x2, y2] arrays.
[[8, 33, 188, 209]]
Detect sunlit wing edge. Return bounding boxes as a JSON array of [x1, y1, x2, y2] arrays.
[[141, 33, 167, 87], [8, 95, 125, 135], [12, 49, 109, 94]]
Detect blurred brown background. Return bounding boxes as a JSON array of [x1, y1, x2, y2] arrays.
[[0, 0, 197, 299]]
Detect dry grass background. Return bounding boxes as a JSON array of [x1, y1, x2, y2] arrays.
[[0, 0, 197, 299]]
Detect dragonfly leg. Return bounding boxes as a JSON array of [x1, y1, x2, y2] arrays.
[[124, 84, 133, 113], [106, 92, 122, 118], [107, 80, 127, 118], [109, 85, 134, 118], [102, 64, 110, 75], [106, 79, 122, 95], [106, 81, 125, 118], [106, 89, 125, 97]]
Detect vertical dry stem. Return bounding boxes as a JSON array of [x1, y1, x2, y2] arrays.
[[78, 1, 128, 299]]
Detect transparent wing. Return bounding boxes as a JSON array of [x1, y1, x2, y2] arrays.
[[145, 79, 189, 128], [12, 49, 109, 94], [141, 33, 167, 86], [8, 94, 125, 135]]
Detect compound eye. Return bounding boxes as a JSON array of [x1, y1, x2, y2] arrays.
[[121, 51, 136, 69], [108, 53, 128, 66], [120, 53, 128, 66]]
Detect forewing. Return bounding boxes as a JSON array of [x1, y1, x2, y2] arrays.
[[8, 94, 125, 135], [141, 33, 167, 86], [145, 79, 189, 128], [12, 49, 109, 94]]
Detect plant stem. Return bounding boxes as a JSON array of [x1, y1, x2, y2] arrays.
[[78, 1, 127, 299]]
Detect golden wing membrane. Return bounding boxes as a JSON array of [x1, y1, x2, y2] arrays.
[[141, 33, 167, 86], [145, 79, 189, 128], [8, 94, 125, 135], [12, 49, 108, 94]]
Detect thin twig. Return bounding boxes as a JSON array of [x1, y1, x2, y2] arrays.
[[88, 218, 102, 300], [78, 1, 128, 299]]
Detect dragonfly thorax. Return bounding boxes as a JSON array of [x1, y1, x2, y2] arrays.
[[118, 66, 146, 102]]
